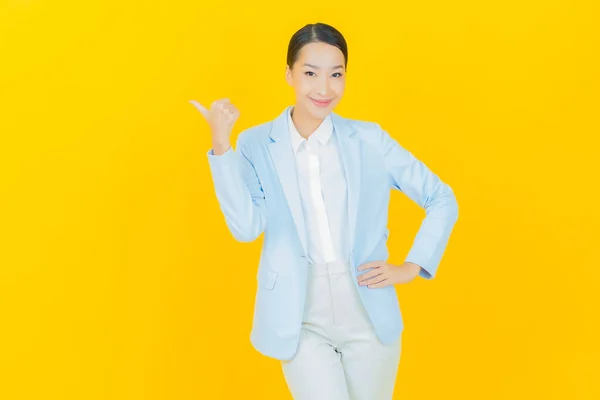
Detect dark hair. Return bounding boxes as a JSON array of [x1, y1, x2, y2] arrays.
[[287, 22, 348, 70]]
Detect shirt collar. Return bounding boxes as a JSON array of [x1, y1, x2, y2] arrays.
[[288, 106, 333, 154]]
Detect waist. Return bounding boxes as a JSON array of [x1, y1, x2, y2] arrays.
[[307, 259, 352, 277]]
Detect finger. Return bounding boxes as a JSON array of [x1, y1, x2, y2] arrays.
[[218, 102, 234, 114], [357, 262, 375, 272], [367, 278, 390, 288], [213, 98, 230, 107], [357, 269, 383, 283], [357, 260, 384, 271], [222, 104, 236, 114], [189, 100, 209, 119], [361, 273, 388, 286]]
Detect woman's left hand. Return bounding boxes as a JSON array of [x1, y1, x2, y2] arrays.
[[357, 261, 422, 288]]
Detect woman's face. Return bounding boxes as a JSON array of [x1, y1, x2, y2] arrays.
[[286, 41, 346, 119]]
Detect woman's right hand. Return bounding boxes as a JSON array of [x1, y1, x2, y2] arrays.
[[189, 98, 240, 154]]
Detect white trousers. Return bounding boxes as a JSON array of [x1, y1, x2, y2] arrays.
[[281, 259, 402, 400]]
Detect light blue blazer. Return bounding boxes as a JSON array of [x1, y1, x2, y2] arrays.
[[207, 105, 459, 360]]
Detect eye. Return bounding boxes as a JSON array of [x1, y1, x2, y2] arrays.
[[333, 72, 343, 78], [305, 71, 315, 76]]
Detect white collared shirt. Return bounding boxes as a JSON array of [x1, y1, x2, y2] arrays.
[[287, 106, 349, 264]]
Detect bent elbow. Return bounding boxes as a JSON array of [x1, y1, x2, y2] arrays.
[[427, 183, 459, 222], [448, 185, 459, 221], [226, 215, 265, 243], [232, 229, 262, 243]]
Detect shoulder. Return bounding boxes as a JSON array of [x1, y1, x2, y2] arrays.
[[235, 121, 273, 149], [338, 115, 392, 149], [344, 116, 381, 134]]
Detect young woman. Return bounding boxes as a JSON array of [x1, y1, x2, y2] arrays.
[[191, 22, 458, 400]]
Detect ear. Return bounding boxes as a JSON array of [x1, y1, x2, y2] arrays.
[[285, 65, 292, 86]]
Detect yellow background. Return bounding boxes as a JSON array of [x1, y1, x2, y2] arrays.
[[1, 0, 598, 398]]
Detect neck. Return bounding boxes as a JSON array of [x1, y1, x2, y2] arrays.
[[291, 106, 325, 139]]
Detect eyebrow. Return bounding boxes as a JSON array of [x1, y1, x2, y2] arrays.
[[303, 63, 344, 70]]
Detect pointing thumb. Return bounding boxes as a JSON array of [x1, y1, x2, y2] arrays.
[[189, 100, 209, 119]]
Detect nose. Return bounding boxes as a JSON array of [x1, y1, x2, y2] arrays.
[[316, 77, 330, 97]]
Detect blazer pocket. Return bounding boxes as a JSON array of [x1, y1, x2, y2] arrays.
[[257, 267, 278, 290]]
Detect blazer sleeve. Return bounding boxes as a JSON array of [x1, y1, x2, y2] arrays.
[[206, 135, 267, 242], [376, 124, 459, 280]]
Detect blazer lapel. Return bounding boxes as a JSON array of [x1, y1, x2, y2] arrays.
[[267, 106, 308, 254], [330, 111, 361, 257], [266, 106, 361, 258]]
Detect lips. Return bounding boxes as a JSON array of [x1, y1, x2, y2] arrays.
[[310, 98, 333, 107]]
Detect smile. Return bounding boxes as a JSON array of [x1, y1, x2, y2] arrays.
[[310, 98, 333, 107]]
